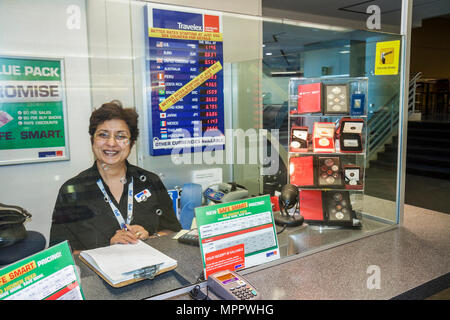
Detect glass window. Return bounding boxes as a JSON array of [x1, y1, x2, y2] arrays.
[[0, 0, 406, 299]]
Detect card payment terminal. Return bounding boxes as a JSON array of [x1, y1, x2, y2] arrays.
[[207, 270, 261, 300], [204, 183, 248, 203]]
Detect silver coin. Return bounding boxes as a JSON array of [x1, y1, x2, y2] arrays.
[[335, 212, 344, 220]]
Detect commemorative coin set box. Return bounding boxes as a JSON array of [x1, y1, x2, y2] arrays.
[[293, 82, 366, 116], [289, 155, 363, 190], [289, 119, 365, 154], [297, 189, 362, 227]]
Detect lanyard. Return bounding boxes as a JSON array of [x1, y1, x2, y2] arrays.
[[96, 177, 134, 229]]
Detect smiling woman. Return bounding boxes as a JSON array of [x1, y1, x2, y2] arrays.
[[49, 101, 181, 253]]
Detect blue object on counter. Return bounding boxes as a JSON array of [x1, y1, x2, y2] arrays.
[[179, 183, 203, 229]]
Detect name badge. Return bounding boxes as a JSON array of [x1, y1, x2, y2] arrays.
[[135, 189, 151, 202]]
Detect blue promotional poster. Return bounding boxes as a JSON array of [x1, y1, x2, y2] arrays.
[[145, 5, 225, 156]]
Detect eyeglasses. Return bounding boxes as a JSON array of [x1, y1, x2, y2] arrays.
[[94, 131, 131, 144]]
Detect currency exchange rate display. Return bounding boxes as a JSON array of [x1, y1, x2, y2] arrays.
[[145, 6, 225, 156]]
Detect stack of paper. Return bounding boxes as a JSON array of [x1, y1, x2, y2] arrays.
[[80, 241, 177, 286]]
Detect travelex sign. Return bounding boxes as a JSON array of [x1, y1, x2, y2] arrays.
[[152, 8, 220, 33]]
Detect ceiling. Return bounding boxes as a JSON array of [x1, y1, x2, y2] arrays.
[[261, 0, 450, 74], [262, 0, 450, 27]]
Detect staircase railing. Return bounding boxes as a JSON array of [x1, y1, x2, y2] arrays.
[[367, 72, 422, 161]]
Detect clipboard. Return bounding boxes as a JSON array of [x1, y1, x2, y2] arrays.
[[78, 241, 177, 288], [78, 255, 177, 288]]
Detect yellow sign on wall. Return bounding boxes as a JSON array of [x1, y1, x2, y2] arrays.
[[374, 40, 401, 75]]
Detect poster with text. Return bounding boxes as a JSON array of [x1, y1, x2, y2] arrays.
[[145, 4, 225, 156], [0, 56, 69, 165], [0, 241, 84, 300], [195, 195, 280, 279]]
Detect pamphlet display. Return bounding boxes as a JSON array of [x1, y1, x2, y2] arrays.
[[0, 241, 84, 300], [0, 56, 69, 165], [287, 77, 368, 227], [194, 195, 280, 279], [145, 4, 225, 156]]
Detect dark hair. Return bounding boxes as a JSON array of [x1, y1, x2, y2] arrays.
[[89, 100, 139, 146]]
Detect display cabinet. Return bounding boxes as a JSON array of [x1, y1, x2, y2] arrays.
[[287, 77, 369, 228]]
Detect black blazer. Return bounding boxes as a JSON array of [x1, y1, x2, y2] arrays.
[[49, 161, 181, 250]]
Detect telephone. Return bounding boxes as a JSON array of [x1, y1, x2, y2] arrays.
[[207, 270, 261, 300], [204, 182, 248, 203]]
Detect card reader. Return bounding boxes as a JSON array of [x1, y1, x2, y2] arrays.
[[204, 182, 248, 203], [207, 270, 261, 300]]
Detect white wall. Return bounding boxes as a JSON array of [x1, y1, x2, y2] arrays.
[[0, 0, 93, 245]]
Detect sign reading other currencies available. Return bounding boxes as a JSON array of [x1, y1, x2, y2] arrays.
[[0, 241, 84, 300], [0, 56, 69, 165], [195, 195, 280, 279]]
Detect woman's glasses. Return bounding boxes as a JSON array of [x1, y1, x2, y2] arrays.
[[94, 131, 131, 145]]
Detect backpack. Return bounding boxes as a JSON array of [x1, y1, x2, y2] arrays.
[[0, 203, 32, 248]]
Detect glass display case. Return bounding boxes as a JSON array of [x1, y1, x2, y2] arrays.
[[287, 77, 368, 228]]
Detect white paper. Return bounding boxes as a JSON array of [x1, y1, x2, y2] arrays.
[[80, 241, 177, 285], [192, 168, 222, 191]]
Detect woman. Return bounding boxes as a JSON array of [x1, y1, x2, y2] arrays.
[[49, 101, 181, 252]]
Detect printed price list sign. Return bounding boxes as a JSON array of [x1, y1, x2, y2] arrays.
[[195, 195, 280, 279], [0, 241, 84, 300], [145, 5, 225, 156]]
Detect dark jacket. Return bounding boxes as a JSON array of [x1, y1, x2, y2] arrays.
[[49, 161, 181, 250]]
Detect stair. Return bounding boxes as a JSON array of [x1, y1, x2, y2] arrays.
[[369, 121, 450, 180]]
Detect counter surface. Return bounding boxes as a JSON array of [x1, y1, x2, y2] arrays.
[[171, 204, 450, 300], [76, 204, 450, 300]]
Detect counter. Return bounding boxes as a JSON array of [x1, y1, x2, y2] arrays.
[[76, 204, 449, 300]]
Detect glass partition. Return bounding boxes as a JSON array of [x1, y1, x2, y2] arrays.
[[0, 0, 406, 299]]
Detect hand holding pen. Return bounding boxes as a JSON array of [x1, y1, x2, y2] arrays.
[[110, 224, 149, 245]]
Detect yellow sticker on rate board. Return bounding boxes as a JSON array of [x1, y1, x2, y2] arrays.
[[374, 40, 401, 75], [159, 61, 222, 112]]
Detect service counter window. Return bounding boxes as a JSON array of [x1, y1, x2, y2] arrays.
[[0, 0, 408, 300]]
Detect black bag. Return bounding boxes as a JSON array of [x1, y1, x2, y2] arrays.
[[0, 203, 32, 248]]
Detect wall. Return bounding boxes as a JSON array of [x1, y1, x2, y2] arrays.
[[410, 17, 450, 79], [0, 0, 93, 244]]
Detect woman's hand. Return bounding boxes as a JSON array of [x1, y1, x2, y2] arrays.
[[109, 225, 150, 245], [110, 228, 137, 245], [126, 224, 150, 241]]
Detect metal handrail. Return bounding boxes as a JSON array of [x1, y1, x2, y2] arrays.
[[367, 72, 421, 161]]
